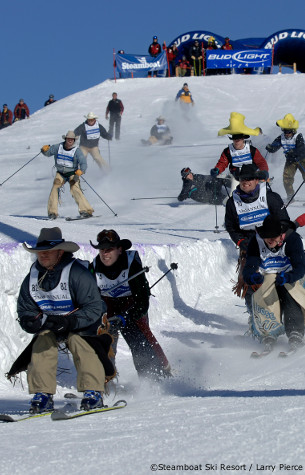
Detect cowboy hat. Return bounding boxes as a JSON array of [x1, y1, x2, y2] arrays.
[[90, 229, 132, 250], [218, 112, 261, 137], [62, 130, 78, 140], [276, 113, 299, 130], [256, 215, 282, 239], [84, 112, 98, 120], [23, 227, 79, 253]]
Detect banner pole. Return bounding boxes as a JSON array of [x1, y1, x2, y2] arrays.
[[113, 48, 117, 82]]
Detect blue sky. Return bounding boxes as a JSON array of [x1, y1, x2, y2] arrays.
[[1, 0, 304, 115]]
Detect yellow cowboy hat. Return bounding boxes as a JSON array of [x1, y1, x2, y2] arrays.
[[276, 113, 299, 130], [218, 112, 261, 137]]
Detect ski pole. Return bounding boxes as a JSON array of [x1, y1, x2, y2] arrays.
[[81, 176, 118, 217], [282, 179, 305, 209], [108, 140, 111, 166], [104, 266, 150, 295], [214, 205, 220, 233], [149, 262, 178, 290], [0, 151, 41, 186], [131, 196, 177, 200]]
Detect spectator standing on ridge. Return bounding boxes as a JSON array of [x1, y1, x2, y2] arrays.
[[189, 39, 203, 76], [74, 112, 112, 169], [266, 113, 305, 203], [0, 104, 13, 129], [105, 93, 124, 140], [211, 112, 268, 194], [165, 43, 178, 76], [220, 37, 233, 74], [89, 229, 171, 380], [44, 94, 56, 107], [14, 99, 30, 121], [148, 35, 162, 77], [205, 37, 218, 76], [41, 131, 94, 220], [176, 55, 191, 77]]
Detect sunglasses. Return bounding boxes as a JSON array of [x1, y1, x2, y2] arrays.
[[97, 229, 119, 243]]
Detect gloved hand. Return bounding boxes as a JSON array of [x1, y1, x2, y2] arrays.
[[210, 168, 219, 177], [108, 315, 127, 331], [19, 313, 43, 334], [41, 145, 50, 153], [285, 150, 296, 163], [75, 169, 83, 176], [249, 273, 264, 285], [266, 144, 274, 153], [295, 213, 305, 228], [275, 271, 290, 286], [237, 238, 248, 252], [42, 314, 76, 334], [257, 170, 269, 181]]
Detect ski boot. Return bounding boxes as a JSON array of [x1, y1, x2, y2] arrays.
[[288, 331, 304, 351], [30, 392, 54, 414], [80, 391, 104, 411]]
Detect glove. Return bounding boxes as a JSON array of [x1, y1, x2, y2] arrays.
[[41, 145, 50, 153], [257, 170, 269, 181], [249, 273, 264, 285], [19, 314, 43, 334], [285, 150, 296, 163], [275, 271, 290, 286], [75, 169, 83, 176], [108, 315, 127, 331], [295, 213, 305, 228], [237, 238, 248, 252], [210, 168, 219, 177], [42, 314, 76, 334], [266, 144, 274, 153]]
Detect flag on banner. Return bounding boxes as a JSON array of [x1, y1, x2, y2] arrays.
[[115, 52, 168, 76]]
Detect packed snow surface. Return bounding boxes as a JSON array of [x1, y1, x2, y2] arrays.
[[0, 74, 305, 474]]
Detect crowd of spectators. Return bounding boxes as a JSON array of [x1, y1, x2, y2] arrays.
[[0, 94, 56, 130]]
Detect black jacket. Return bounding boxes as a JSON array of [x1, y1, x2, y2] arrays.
[[225, 185, 290, 247], [89, 251, 150, 321], [178, 174, 224, 204], [74, 122, 111, 148], [17, 253, 105, 336], [243, 229, 305, 284]]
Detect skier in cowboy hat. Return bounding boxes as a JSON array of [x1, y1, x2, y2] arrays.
[[74, 112, 112, 169], [17, 227, 114, 413]]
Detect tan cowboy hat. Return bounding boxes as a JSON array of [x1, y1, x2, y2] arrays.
[[276, 113, 299, 130], [62, 130, 78, 140], [218, 112, 261, 137], [84, 112, 98, 120], [23, 227, 80, 253]]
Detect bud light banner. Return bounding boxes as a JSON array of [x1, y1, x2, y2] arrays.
[[115, 52, 168, 75], [206, 49, 272, 69]]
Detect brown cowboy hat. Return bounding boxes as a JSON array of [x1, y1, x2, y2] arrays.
[[90, 229, 132, 250], [23, 227, 80, 253]]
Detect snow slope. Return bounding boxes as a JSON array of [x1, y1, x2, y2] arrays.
[[1, 75, 305, 474]]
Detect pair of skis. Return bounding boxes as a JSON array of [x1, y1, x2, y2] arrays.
[[0, 396, 127, 423], [251, 347, 300, 359]]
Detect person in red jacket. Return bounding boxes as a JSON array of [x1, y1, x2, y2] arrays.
[[14, 99, 30, 121], [164, 42, 178, 77], [0, 104, 13, 129], [148, 35, 161, 77], [210, 112, 268, 194]]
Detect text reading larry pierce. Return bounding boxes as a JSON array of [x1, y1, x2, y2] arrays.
[[150, 463, 304, 472]]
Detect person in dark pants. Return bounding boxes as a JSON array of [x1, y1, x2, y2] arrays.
[[89, 229, 171, 381], [243, 215, 305, 351], [178, 167, 226, 204], [0, 104, 13, 128], [105, 93, 124, 140]]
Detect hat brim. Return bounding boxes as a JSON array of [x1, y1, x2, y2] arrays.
[[90, 238, 132, 251], [23, 241, 79, 253]]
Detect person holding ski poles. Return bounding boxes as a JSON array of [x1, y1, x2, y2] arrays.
[[265, 113, 305, 203], [16, 227, 114, 413], [89, 229, 171, 381], [41, 130, 94, 220]]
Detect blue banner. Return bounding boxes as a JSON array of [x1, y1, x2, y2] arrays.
[[206, 49, 272, 69], [115, 52, 168, 75]]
